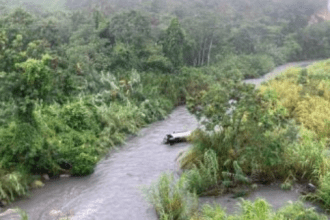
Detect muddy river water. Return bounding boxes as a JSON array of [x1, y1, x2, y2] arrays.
[[2, 61, 323, 220]]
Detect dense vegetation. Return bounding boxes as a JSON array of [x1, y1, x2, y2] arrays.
[[147, 61, 330, 219], [145, 63, 330, 219], [1, 0, 330, 219]]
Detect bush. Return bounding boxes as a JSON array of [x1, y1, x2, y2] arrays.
[[140, 98, 171, 123], [0, 121, 56, 174], [0, 171, 28, 203], [316, 172, 330, 210], [284, 127, 327, 181], [185, 150, 220, 195], [70, 152, 97, 176], [276, 201, 328, 220], [61, 101, 100, 132], [183, 198, 327, 220], [260, 61, 330, 138], [145, 173, 198, 220], [243, 54, 275, 78], [214, 54, 275, 79]]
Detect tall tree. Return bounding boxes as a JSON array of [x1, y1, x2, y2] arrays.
[[108, 10, 151, 48], [11, 54, 53, 124], [163, 18, 185, 69]]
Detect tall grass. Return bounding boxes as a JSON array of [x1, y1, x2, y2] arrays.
[[0, 171, 28, 203], [147, 176, 328, 220], [184, 150, 220, 195], [193, 199, 327, 220], [145, 173, 198, 220]]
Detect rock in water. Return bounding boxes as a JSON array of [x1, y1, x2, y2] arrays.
[[42, 174, 50, 181], [307, 183, 316, 193], [60, 174, 71, 178], [31, 180, 45, 189], [0, 209, 20, 219]]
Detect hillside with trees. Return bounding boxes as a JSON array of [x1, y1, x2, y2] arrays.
[[1, 0, 330, 219]]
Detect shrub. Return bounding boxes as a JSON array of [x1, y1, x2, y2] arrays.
[[0, 171, 28, 203], [140, 98, 171, 123], [215, 54, 275, 79], [0, 121, 56, 174], [316, 172, 330, 210], [185, 149, 220, 195], [190, 199, 327, 219], [238, 198, 273, 220], [260, 61, 330, 138], [295, 97, 330, 138], [283, 127, 327, 181], [145, 173, 198, 220], [276, 201, 328, 220], [70, 152, 97, 176], [198, 204, 227, 220], [61, 101, 99, 132], [260, 80, 302, 115]]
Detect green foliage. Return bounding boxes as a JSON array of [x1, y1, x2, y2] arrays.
[[2, 0, 330, 209], [260, 61, 330, 138], [243, 54, 275, 79], [61, 101, 99, 132], [193, 199, 327, 219], [148, 182, 327, 220], [18, 208, 29, 220], [0, 121, 51, 173], [238, 199, 273, 220], [34, 102, 99, 176], [184, 150, 219, 195], [316, 172, 330, 209], [293, 22, 330, 60], [145, 173, 198, 220], [182, 60, 330, 198], [0, 171, 28, 203], [143, 44, 173, 73], [197, 204, 227, 220], [15, 54, 52, 98], [110, 43, 139, 70], [283, 127, 326, 181], [276, 201, 327, 220], [215, 54, 275, 79], [8, 54, 54, 124], [163, 18, 185, 69], [280, 180, 293, 191], [108, 10, 151, 47], [70, 152, 97, 176]]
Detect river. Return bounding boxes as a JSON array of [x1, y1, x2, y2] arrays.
[[2, 60, 320, 220]]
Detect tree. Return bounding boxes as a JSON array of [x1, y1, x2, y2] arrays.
[[12, 54, 53, 124], [108, 10, 151, 48], [162, 18, 185, 69]]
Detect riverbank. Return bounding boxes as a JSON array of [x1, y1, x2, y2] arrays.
[[1, 61, 327, 220], [2, 106, 197, 220], [148, 59, 330, 220], [243, 60, 320, 86]]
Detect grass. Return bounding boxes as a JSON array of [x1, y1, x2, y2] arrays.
[[145, 173, 198, 220], [0, 171, 28, 203], [184, 149, 220, 195], [146, 173, 328, 220]]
